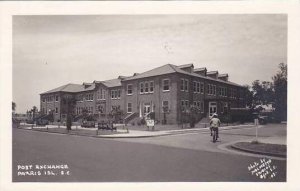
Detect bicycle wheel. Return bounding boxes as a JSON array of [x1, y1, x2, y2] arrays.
[[212, 129, 217, 143]]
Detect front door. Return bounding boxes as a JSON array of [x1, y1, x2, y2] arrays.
[[209, 102, 217, 117], [144, 104, 151, 118]]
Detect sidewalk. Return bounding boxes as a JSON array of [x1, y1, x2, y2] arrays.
[[97, 124, 255, 138]]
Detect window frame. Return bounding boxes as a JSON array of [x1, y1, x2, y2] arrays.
[[162, 79, 170, 92], [127, 102, 133, 113], [127, 84, 133, 95]]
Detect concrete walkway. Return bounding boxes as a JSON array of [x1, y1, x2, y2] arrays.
[[98, 124, 255, 138]]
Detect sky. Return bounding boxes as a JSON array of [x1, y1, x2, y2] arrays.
[[13, 15, 287, 113]]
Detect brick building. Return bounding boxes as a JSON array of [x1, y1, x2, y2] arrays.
[[40, 64, 246, 124]]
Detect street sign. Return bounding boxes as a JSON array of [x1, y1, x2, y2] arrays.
[[146, 119, 155, 127]]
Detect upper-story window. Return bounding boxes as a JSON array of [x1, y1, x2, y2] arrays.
[[200, 82, 204, 94], [111, 89, 121, 99], [150, 81, 154, 93], [145, 82, 149, 93], [163, 79, 170, 91], [219, 87, 227, 97], [97, 89, 105, 100], [127, 84, 133, 95], [140, 82, 144, 94], [85, 93, 94, 101], [207, 84, 216, 96], [181, 79, 189, 92], [55, 95, 59, 102], [193, 81, 202, 93]]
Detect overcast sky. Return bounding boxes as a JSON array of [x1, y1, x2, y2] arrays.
[[13, 15, 287, 113]]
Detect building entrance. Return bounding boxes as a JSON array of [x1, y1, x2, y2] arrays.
[[144, 104, 151, 118], [209, 102, 217, 117]]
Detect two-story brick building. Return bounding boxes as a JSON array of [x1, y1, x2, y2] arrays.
[[40, 63, 246, 124]]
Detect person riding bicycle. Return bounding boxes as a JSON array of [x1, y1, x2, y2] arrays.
[[210, 113, 220, 140]]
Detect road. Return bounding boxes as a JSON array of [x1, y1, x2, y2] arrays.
[[12, 124, 286, 182]]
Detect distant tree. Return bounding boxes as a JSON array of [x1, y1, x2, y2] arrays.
[[272, 63, 287, 121], [12, 102, 16, 113], [62, 95, 76, 130], [31, 106, 38, 121], [243, 85, 254, 108], [252, 80, 274, 105]]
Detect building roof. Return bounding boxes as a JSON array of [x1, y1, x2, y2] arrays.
[[177, 63, 194, 69], [41, 83, 87, 95], [123, 64, 243, 87], [194, 67, 207, 72], [218, 73, 228, 77], [95, 78, 122, 88], [207, 71, 219, 75]]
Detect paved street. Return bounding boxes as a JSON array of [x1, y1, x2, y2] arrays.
[[12, 124, 286, 182]]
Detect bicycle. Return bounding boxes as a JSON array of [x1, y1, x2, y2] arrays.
[[211, 127, 218, 143]]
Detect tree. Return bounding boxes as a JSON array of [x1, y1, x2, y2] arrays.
[[30, 106, 38, 121], [272, 63, 287, 121], [62, 94, 76, 130], [243, 85, 254, 108], [252, 80, 274, 105], [12, 102, 16, 113]]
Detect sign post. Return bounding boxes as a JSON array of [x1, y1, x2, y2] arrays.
[[254, 118, 259, 141]]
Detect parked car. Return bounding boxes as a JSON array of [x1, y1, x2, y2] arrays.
[[81, 120, 95, 128], [258, 115, 268, 125], [36, 119, 49, 126]]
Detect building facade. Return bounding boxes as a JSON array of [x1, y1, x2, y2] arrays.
[[40, 64, 247, 124]]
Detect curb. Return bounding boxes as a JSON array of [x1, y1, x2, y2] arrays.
[[16, 124, 255, 139], [230, 144, 286, 158]]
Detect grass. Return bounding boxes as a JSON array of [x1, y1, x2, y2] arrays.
[[233, 142, 286, 156]]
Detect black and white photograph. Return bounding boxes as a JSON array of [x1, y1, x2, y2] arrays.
[[1, 1, 299, 191], [11, 14, 287, 182]]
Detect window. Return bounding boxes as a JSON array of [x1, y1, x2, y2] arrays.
[[162, 101, 169, 112], [97, 89, 105, 100], [111, 90, 120, 99], [117, 90, 121, 98], [163, 79, 170, 91], [193, 81, 202, 93], [185, 100, 189, 108], [127, 103, 132, 113], [98, 105, 104, 113], [55, 95, 58, 102], [102, 90, 106, 100], [149, 81, 154, 93], [208, 84, 216, 96], [145, 82, 149, 93], [181, 79, 189, 92], [184, 80, 189, 92], [42, 98, 45, 102], [111, 90, 115, 99], [127, 84, 133, 95], [181, 79, 185, 91], [86, 94, 93, 101], [200, 83, 204, 94], [140, 82, 144, 94], [55, 107, 58, 114]]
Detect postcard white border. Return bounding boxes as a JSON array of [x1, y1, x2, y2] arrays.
[[1, 1, 300, 191]]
